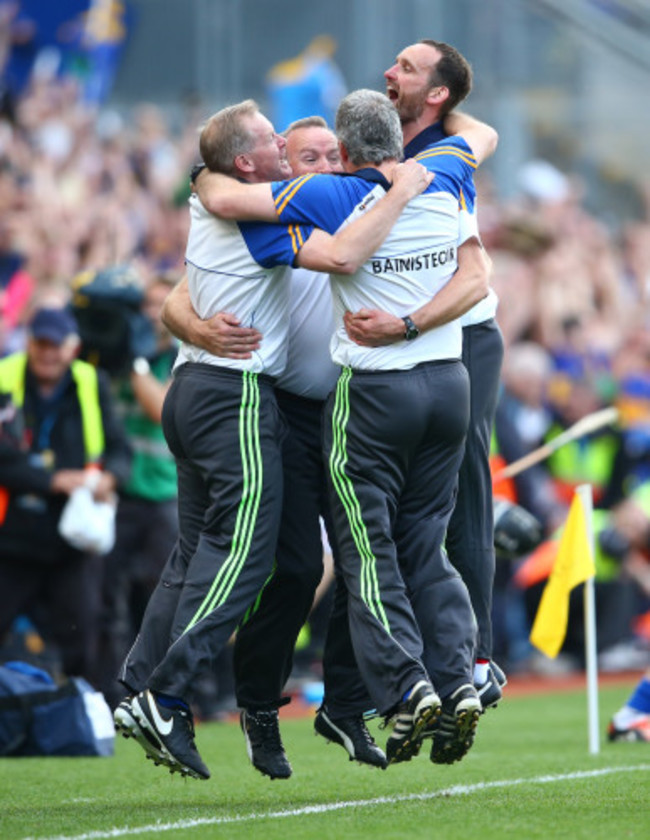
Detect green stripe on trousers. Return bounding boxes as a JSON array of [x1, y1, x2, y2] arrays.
[[183, 371, 264, 633], [328, 367, 389, 632]]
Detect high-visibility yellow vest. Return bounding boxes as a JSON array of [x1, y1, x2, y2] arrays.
[[0, 352, 104, 463], [546, 422, 617, 503]]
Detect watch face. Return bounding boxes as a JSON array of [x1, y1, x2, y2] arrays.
[[403, 317, 419, 340]]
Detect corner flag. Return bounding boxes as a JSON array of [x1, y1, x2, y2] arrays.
[[530, 492, 596, 658]]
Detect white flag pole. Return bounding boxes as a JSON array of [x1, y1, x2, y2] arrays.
[[577, 483, 600, 755]]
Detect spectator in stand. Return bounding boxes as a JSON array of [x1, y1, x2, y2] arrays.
[[0, 216, 33, 355], [0, 74, 192, 312], [266, 35, 347, 131], [495, 341, 565, 532]]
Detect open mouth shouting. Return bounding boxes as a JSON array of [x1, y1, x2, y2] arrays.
[[386, 85, 399, 103]]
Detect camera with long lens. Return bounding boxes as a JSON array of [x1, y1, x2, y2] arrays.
[[70, 266, 157, 376]]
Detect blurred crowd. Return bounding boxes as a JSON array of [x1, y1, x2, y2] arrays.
[[0, 70, 195, 347], [479, 160, 650, 674], [1, 64, 650, 699]]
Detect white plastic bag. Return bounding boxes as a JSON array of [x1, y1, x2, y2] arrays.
[[58, 471, 117, 555]]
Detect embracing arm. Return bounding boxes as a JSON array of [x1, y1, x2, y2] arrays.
[[296, 159, 433, 274], [194, 171, 278, 221], [197, 160, 432, 276], [442, 112, 498, 165], [409, 237, 491, 328], [161, 276, 262, 359], [343, 238, 491, 346]]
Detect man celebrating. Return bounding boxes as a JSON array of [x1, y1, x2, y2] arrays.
[[193, 88, 497, 764], [345, 41, 506, 764], [165, 106, 494, 774], [114, 99, 432, 780], [162, 115, 388, 778]]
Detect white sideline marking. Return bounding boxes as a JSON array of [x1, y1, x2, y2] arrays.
[[26, 764, 650, 840]]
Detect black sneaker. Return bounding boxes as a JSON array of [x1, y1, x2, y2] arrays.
[[132, 690, 210, 780], [607, 714, 650, 742], [114, 696, 169, 767], [314, 707, 387, 769], [475, 666, 503, 712], [240, 709, 292, 779], [385, 680, 441, 765], [429, 683, 481, 765], [490, 660, 508, 688]]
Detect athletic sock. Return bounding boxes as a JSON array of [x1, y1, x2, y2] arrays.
[[612, 705, 649, 729], [402, 680, 427, 702], [627, 677, 650, 714], [473, 660, 490, 685], [154, 692, 190, 711]]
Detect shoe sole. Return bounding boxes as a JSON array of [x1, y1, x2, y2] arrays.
[[314, 711, 387, 769], [607, 727, 650, 743], [430, 703, 481, 765], [132, 694, 209, 780], [387, 697, 442, 765], [114, 703, 170, 768]]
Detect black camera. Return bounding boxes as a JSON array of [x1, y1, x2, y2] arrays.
[[71, 266, 157, 376], [493, 498, 544, 560]]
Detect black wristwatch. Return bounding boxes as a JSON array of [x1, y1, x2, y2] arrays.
[[190, 162, 206, 184], [402, 315, 420, 341]]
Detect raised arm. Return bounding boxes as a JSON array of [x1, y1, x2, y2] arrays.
[[161, 276, 262, 359], [442, 112, 498, 166], [296, 159, 433, 274], [343, 238, 491, 346]]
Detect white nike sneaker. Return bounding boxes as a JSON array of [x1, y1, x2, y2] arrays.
[[131, 689, 210, 779], [114, 696, 168, 766]]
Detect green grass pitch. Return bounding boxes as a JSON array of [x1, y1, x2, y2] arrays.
[[1, 681, 649, 840]]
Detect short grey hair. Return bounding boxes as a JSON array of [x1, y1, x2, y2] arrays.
[[335, 89, 404, 166], [199, 99, 260, 175], [282, 115, 329, 137]]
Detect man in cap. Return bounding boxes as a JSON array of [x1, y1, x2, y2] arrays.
[[0, 305, 131, 680]]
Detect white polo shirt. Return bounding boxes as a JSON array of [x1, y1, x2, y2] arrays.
[[271, 137, 478, 371], [176, 194, 313, 377]]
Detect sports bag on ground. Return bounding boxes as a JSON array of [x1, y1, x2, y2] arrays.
[[0, 661, 115, 757]]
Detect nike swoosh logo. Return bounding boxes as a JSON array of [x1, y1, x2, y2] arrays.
[[147, 692, 174, 736]]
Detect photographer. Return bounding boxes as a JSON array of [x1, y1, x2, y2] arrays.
[[0, 306, 131, 681]]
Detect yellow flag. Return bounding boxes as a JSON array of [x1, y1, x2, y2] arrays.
[[530, 493, 596, 658]]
